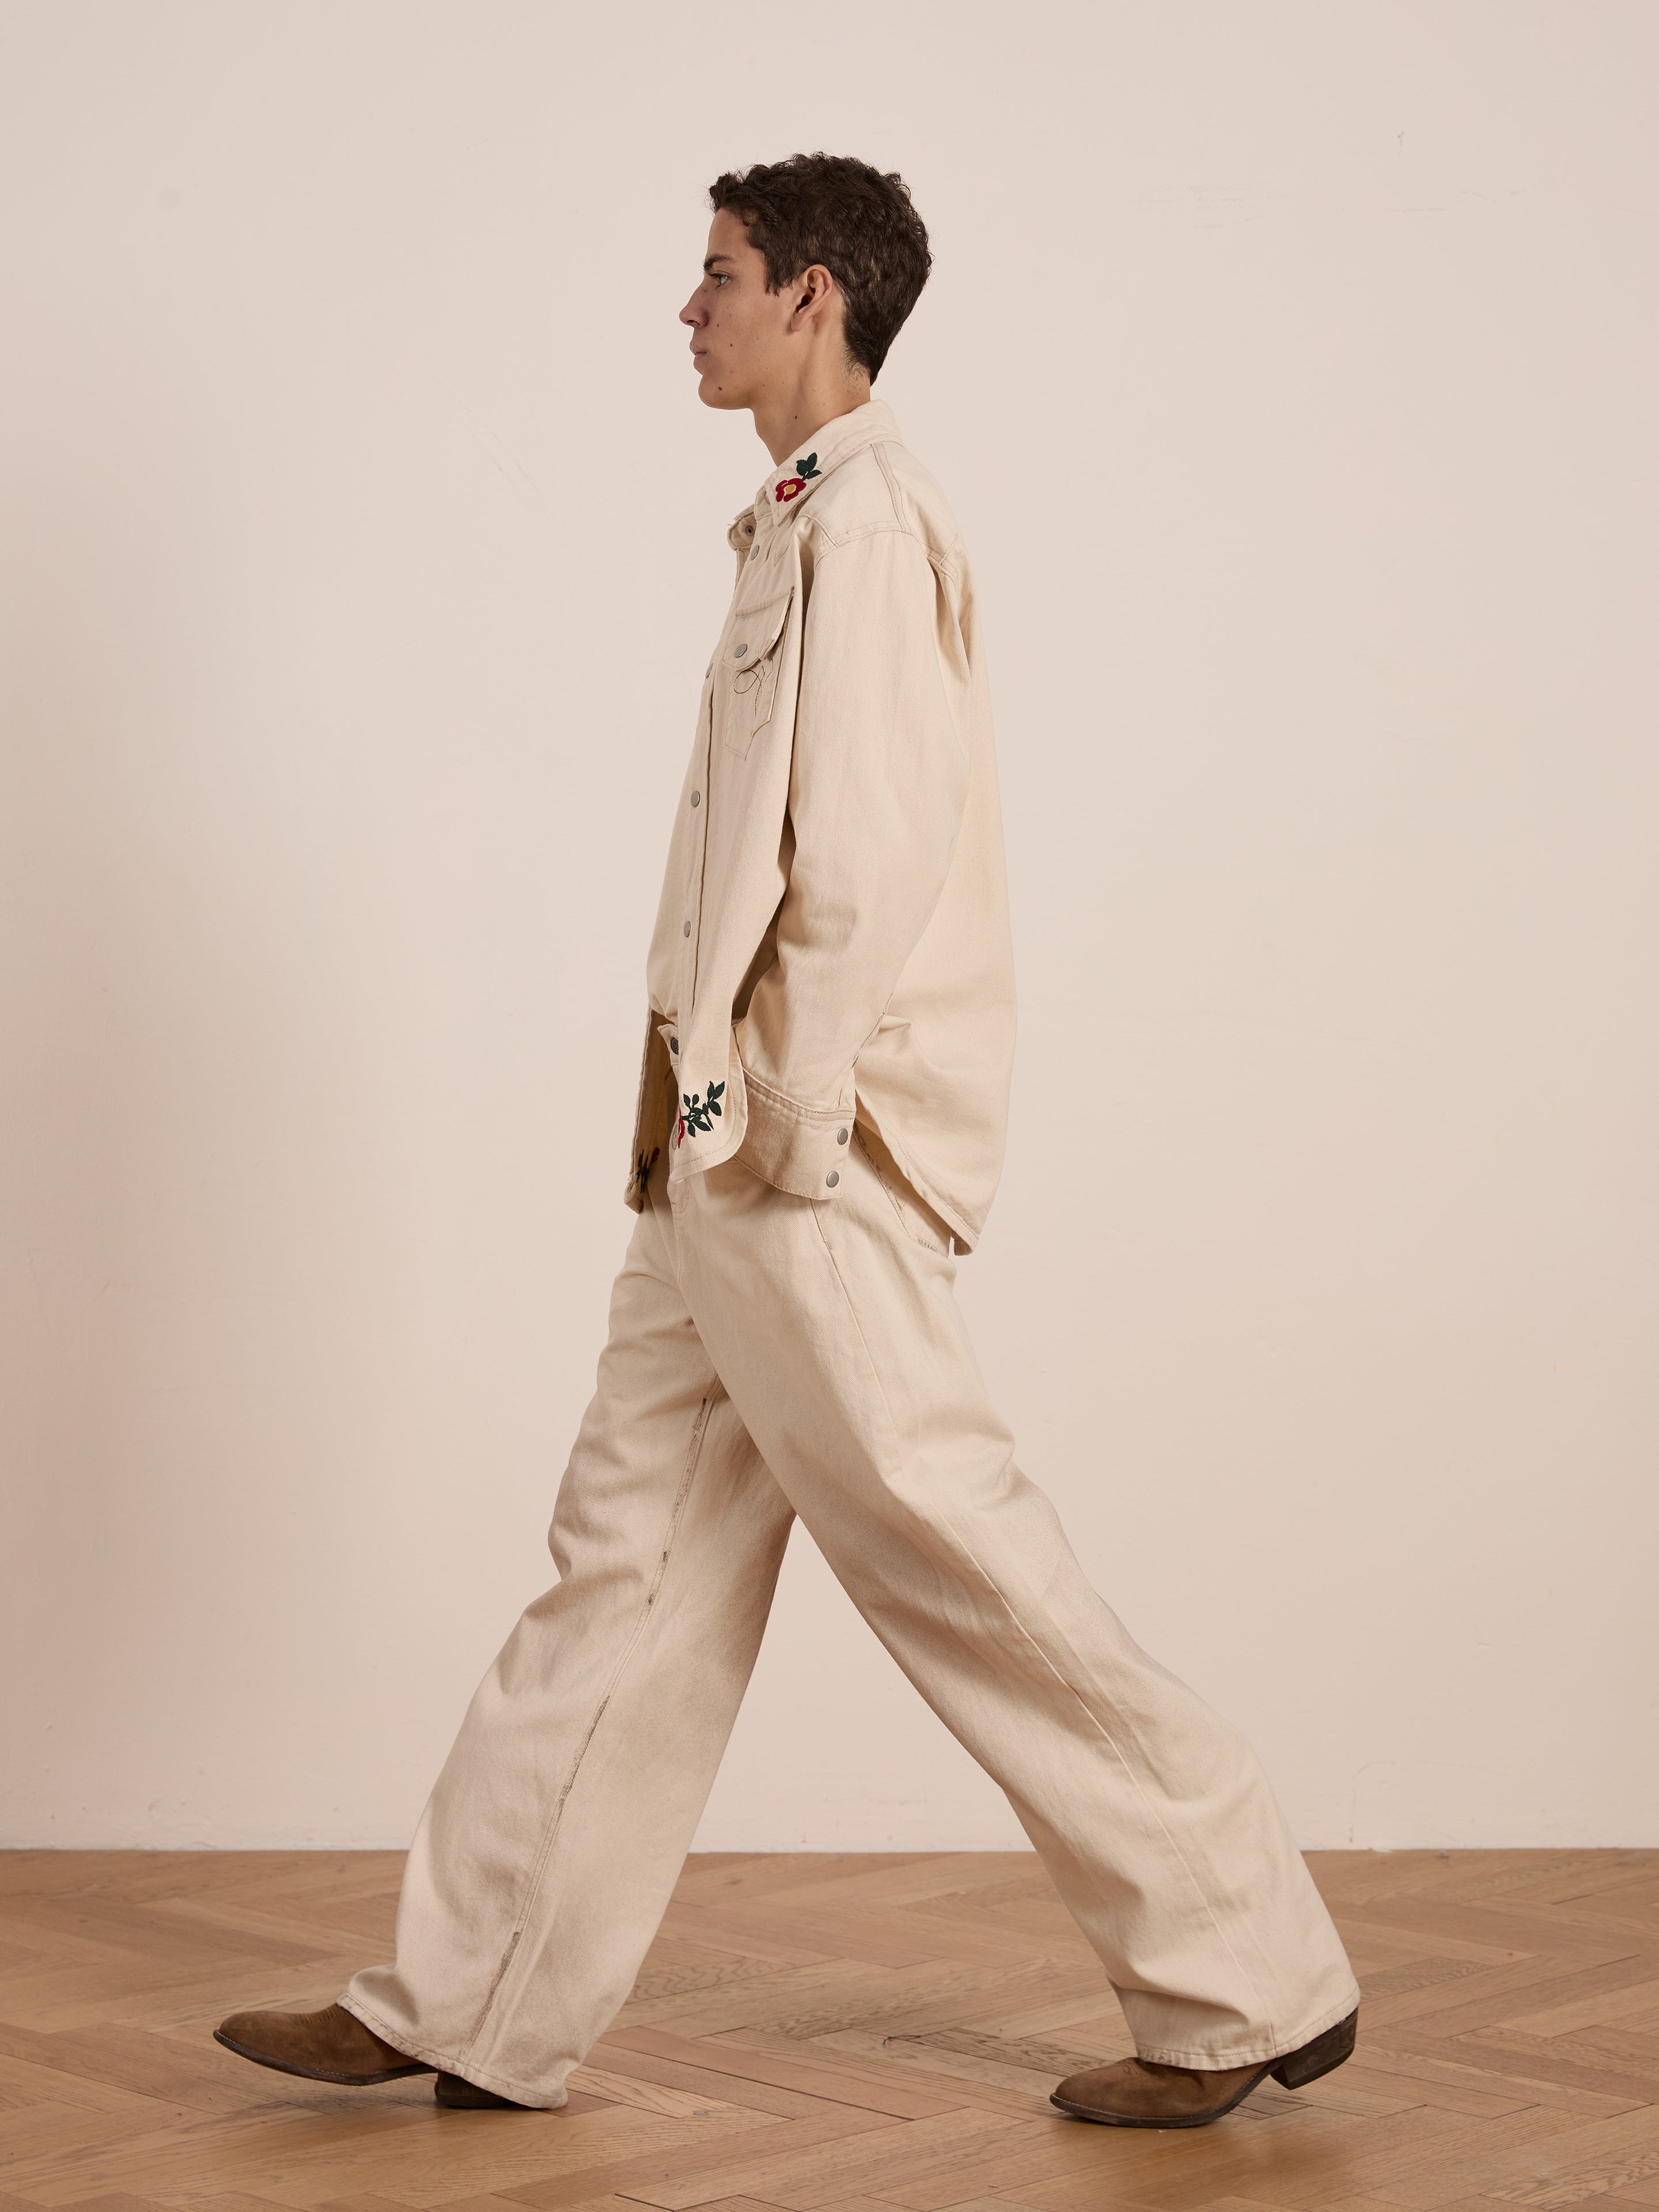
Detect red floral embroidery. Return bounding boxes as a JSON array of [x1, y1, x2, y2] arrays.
[[773, 452, 820, 504]]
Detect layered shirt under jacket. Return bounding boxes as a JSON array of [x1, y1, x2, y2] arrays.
[[627, 399, 1016, 1255]]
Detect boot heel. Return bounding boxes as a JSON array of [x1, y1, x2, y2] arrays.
[[1270, 2006, 1357, 2090]]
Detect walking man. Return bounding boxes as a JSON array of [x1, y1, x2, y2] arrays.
[[217, 153, 1359, 2126]]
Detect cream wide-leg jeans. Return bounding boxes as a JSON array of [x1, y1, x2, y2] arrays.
[[340, 1130, 1358, 2110]]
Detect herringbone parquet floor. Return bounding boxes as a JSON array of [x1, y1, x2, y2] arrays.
[[1, 1850, 1657, 2212]]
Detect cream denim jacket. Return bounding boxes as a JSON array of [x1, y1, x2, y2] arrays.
[[626, 399, 1016, 1253]]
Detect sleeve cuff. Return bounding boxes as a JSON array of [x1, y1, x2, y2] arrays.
[[736, 1058, 854, 1200]]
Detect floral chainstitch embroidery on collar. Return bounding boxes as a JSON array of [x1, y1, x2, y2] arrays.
[[774, 451, 821, 504], [675, 1079, 726, 1145]]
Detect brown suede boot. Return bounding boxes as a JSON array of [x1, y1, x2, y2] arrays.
[[214, 2002, 434, 2085], [1051, 2006, 1358, 2127]]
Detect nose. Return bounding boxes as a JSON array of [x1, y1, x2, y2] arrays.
[[680, 293, 704, 328]]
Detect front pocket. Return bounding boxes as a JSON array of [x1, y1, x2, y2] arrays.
[[852, 1126, 953, 1257], [718, 588, 795, 760]]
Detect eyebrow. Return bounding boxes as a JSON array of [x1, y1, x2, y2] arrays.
[[703, 253, 734, 272]]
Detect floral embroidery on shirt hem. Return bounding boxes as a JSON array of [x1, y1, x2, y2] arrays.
[[632, 1145, 660, 1194], [676, 1080, 725, 1142]]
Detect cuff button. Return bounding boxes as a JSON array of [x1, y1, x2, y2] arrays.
[[825, 1170, 840, 1188]]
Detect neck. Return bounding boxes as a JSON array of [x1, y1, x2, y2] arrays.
[[752, 365, 873, 466]]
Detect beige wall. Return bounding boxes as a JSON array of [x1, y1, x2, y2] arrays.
[[2, 2, 1654, 1853]]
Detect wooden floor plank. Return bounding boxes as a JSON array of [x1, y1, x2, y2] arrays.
[[600, 2029, 964, 2122], [0, 1852, 1654, 2212]]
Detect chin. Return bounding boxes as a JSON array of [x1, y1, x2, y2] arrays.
[[696, 374, 748, 413]]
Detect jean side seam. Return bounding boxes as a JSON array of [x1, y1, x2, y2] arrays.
[[456, 1382, 719, 2066]]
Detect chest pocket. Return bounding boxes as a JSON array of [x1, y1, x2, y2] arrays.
[[719, 589, 795, 761]]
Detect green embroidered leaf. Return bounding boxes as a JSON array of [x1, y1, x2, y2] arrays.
[[681, 1077, 725, 1136], [797, 452, 820, 478]]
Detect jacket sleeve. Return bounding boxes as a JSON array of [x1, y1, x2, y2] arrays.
[[733, 525, 971, 1198]]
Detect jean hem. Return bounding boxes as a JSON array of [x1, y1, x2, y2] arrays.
[[1133, 1981, 1359, 2071], [336, 1991, 569, 2112]]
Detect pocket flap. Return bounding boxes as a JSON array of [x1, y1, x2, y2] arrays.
[[726, 589, 794, 680]]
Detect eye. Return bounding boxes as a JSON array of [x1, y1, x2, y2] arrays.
[[710, 272, 729, 287]]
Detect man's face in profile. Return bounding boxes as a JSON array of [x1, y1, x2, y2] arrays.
[[680, 207, 795, 412]]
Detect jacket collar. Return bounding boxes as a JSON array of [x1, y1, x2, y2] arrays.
[[736, 399, 902, 544]]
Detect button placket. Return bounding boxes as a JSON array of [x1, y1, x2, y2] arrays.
[[679, 665, 713, 1003]]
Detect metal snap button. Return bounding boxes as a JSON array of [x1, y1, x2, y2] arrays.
[[836, 1128, 849, 1143], [669, 1037, 679, 1052], [733, 642, 748, 658], [825, 1170, 839, 1187], [690, 790, 700, 806], [683, 920, 691, 937]]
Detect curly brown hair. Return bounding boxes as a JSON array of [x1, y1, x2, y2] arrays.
[[708, 153, 932, 381]]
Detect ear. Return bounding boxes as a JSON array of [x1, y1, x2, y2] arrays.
[[789, 263, 838, 328]]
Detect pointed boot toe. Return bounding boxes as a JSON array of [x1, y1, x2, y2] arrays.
[[214, 2001, 433, 2085]]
